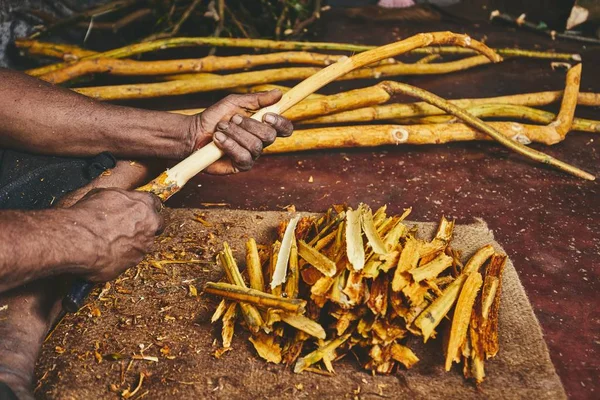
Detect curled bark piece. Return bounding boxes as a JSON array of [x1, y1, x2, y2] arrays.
[[410, 253, 453, 283], [246, 238, 265, 292], [445, 272, 483, 371], [280, 314, 326, 339], [271, 216, 300, 289], [249, 332, 282, 364], [298, 240, 337, 277], [346, 207, 365, 271], [392, 236, 421, 292], [391, 343, 420, 369], [285, 237, 300, 299]]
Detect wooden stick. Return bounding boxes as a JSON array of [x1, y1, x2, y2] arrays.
[[137, 32, 504, 200], [73, 56, 493, 100], [204, 282, 306, 314], [391, 104, 600, 133], [262, 122, 574, 152], [301, 91, 600, 124], [39, 52, 386, 84], [16, 37, 580, 77], [19, 42, 96, 60]]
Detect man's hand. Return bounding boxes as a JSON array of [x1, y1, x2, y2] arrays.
[[70, 188, 164, 282], [189, 89, 294, 175]]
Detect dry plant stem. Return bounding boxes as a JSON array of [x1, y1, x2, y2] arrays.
[[264, 122, 573, 153], [204, 282, 306, 314], [20, 42, 96, 60], [219, 244, 264, 332], [395, 104, 600, 133], [73, 56, 493, 100], [17, 37, 578, 77], [302, 91, 600, 125], [39, 52, 356, 84], [246, 238, 265, 292], [171, 98, 599, 134], [285, 237, 300, 299], [138, 32, 502, 200], [445, 272, 483, 371]]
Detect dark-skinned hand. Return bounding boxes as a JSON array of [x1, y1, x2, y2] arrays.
[[189, 89, 294, 175], [69, 188, 164, 282]]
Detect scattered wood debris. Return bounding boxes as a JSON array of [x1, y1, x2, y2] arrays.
[[205, 204, 506, 384]]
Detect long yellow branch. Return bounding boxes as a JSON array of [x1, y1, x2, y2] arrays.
[[73, 56, 492, 100], [392, 104, 599, 133], [40, 52, 389, 84], [302, 91, 600, 124], [262, 123, 572, 154]]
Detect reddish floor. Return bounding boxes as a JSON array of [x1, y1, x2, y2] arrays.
[[154, 11, 599, 399]]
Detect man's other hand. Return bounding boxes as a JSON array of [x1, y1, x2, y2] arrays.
[[70, 188, 164, 282]]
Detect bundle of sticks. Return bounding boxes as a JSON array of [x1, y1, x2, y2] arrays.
[[14, 35, 599, 181], [204, 204, 506, 384]]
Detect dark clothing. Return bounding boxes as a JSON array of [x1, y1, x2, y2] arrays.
[[0, 149, 116, 210]]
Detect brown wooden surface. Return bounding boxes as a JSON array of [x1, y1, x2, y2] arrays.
[[137, 11, 600, 400]]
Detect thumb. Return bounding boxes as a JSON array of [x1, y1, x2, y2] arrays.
[[233, 89, 283, 111]]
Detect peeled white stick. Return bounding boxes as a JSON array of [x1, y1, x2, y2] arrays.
[[137, 32, 502, 201], [271, 216, 300, 289]]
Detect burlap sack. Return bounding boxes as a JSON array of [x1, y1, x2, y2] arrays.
[[35, 209, 566, 399]]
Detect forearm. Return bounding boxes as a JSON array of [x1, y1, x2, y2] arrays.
[[0, 209, 92, 292], [0, 68, 193, 158]]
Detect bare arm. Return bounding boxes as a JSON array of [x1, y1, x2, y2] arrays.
[[0, 67, 193, 159], [0, 189, 163, 293], [0, 68, 293, 172]]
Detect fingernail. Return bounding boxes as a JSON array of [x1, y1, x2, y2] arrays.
[[265, 114, 276, 124], [231, 114, 243, 124], [214, 131, 226, 142], [217, 121, 228, 131]]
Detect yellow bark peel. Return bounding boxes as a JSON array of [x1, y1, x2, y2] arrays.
[[359, 204, 388, 254], [298, 240, 337, 277], [249, 331, 282, 364], [245, 238, 265, 292], [392, 236, 420, 291], [346, 208, 365, 270], [410, 252, 454, 283], [445, 272, 483, 371]]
